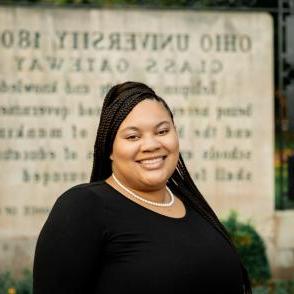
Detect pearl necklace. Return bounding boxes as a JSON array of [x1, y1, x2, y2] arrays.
[[112, 173, 175, 207]]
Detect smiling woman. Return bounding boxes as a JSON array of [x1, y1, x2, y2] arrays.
[[33, 81, 252, 294], [110, 100, 179, 193]]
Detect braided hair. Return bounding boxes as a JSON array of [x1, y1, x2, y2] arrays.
[[90, 81, 252, 293]]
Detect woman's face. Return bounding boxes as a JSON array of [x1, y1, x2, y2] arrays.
[[110, 99, 179, 191]]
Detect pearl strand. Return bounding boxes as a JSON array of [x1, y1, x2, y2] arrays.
[[112, 173, 175, 207]]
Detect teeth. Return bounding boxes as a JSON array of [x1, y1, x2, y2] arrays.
[[140, 157, 163, 164]]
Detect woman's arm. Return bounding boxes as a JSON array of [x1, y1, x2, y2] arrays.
[[33, 186, 106, 294]]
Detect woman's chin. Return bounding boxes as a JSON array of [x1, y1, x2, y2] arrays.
[[139, 171, 169, 189]]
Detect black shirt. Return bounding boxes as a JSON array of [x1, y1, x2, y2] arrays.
[[33, 181, 244, 294]]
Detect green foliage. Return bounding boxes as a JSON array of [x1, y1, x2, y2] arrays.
[[222, 211, 271, 286], [271, 280, 294, 294], [252, 280, 294, 294], [15, 269, 32, 294], [0, 269, 32, 294], [0, 272, 16, 293]]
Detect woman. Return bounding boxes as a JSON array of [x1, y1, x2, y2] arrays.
[[33, 81, 251, 293]]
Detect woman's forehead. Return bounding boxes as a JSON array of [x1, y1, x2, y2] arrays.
[[118, 100, 172, 129]]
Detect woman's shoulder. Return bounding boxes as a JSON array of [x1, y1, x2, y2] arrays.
[[53, 181, 111, 213], [58, 181, 109, 200], [35, 182, 109, 266], [44, 181, 111, 230]]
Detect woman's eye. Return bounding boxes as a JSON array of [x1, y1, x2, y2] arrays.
[[126, 135, 139, 140], [158, 129, 169, 135]]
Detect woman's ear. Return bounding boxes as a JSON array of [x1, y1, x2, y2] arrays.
[[110, 153, 113, 160]]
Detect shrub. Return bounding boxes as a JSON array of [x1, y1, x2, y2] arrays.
[[15, 269, 32, 294], [0, 269, 32, 294], [222, 211, 271, 286], [271, 280, 294, 294], [0, 272, 16, 294]]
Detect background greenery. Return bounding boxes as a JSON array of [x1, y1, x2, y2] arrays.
[[222, 211, 271, 286]]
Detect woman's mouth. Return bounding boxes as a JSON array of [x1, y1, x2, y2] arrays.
[[137, 156, 166, 169]]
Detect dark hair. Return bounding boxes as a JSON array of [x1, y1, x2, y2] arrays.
[[90, 81, 252, 293]]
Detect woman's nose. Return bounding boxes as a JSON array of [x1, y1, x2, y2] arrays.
[[141, 135, 161, 151]]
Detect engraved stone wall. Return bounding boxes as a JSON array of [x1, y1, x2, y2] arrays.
[[0, 6, 274, 272]]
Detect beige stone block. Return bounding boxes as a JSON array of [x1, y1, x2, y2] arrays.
[[0, 236, 36, 276], [275, 249, 294, 268], [275, 211, 294, 248]]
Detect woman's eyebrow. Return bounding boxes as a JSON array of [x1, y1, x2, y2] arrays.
[[121, 121, 171, 132], [156, 121, 171, 127], [121, 126, 139, 132]]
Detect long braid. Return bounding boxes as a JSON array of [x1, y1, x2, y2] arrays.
[[90, 81, 251, 293], [168, 157, 252, 293]]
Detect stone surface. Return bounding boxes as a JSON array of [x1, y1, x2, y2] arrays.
[[271, 210, 294, 276], [0, 6, 275, 274], [275, 249, 294, 268], [0, 236, 36, 277], [275, 211, 294, 248]]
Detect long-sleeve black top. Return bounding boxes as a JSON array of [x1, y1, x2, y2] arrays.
[[33, 181, 244, 294]]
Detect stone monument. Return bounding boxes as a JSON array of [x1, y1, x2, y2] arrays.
[[0, 6, 274, 273]]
